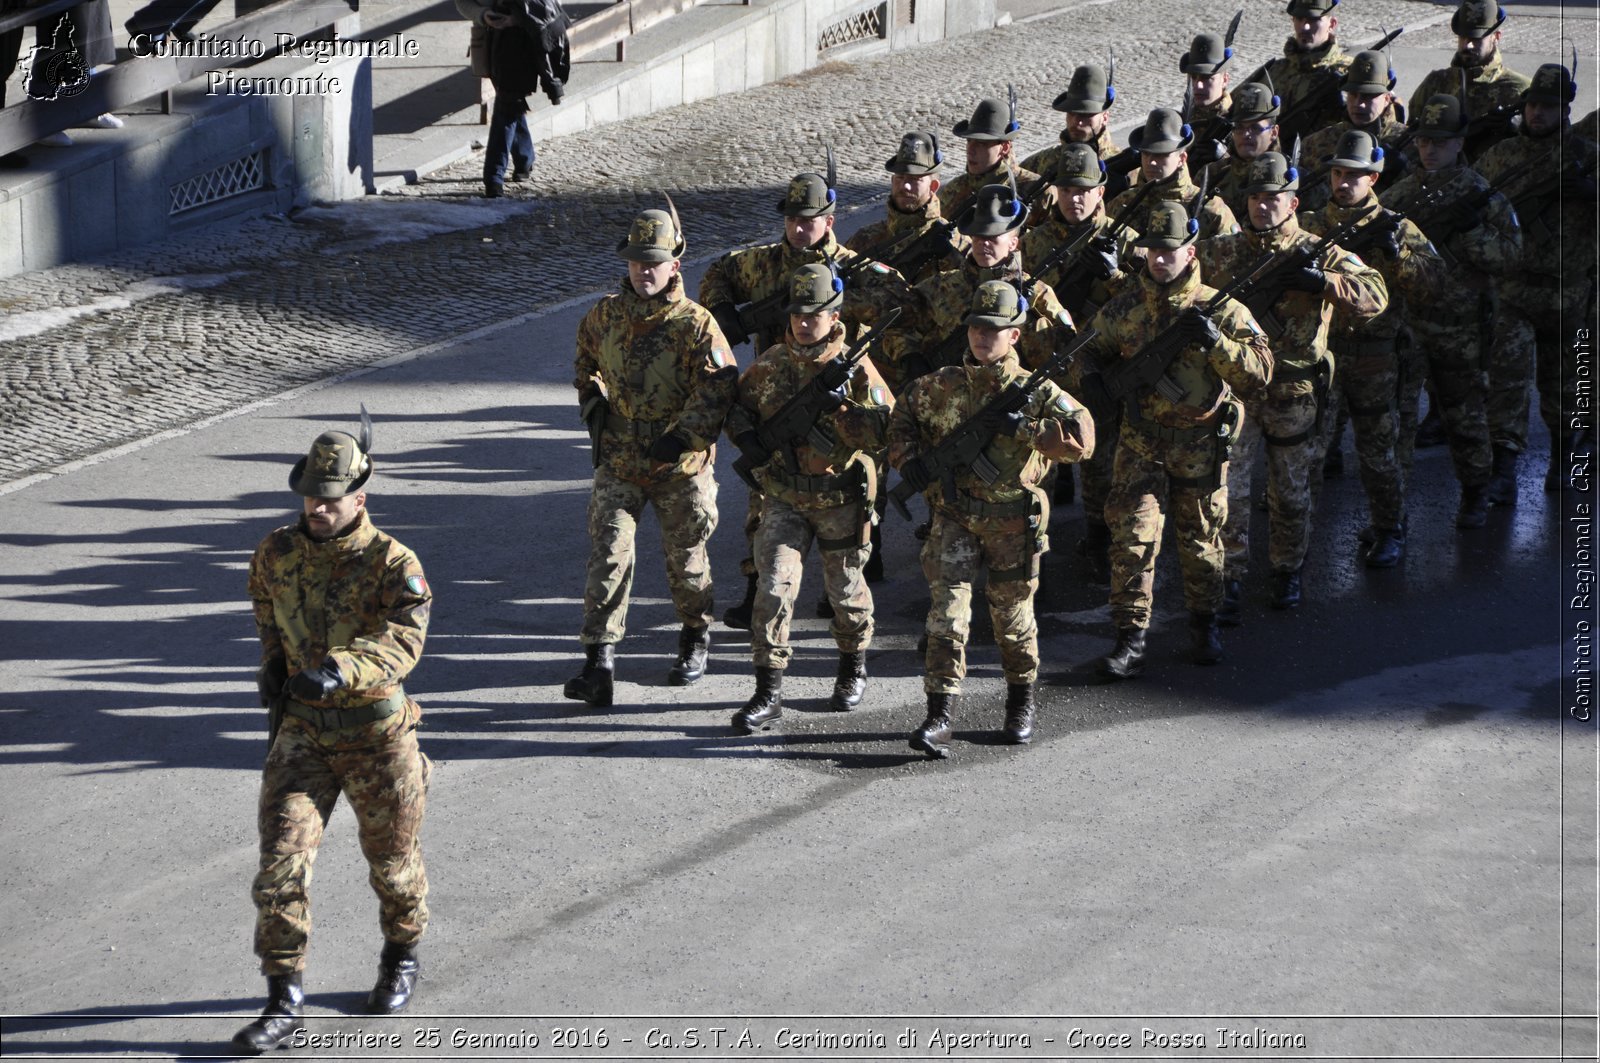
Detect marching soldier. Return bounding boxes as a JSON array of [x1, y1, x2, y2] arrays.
[[566, 205, 738, 706], [1020, 141, 1139, 578], [1297, 50, 1415, 213], [1302, 130, 1451, 567], [1183, 30, 1241, 171], [939, 94, 1042, 219], [1477, 63, 1600, 497], [701, 165, 911, 626], [846, 130, 969, 287], [1022, 62, 1133, 200], [1076, 201, 1271, 677], [236, 415, 434, 1054], [1408, 0, 1529, 162], [1108, 107, 1240, 241], [1207, 81, 1285, 221], [1384, 94, 1522, 524], [1197, 151, 1387, 617], [889, 280, 1095, 757], [726, 264, 894, 734], [1250, 0, 1351, 155]]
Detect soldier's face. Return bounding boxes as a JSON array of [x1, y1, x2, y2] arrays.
[[1292, 14, 1335, 49], [1346, 90, 1390, 126], [1147, 245, 1195, 283], [1329, 166, 1379, 207], [1065, 111, 1108, 142], [1524, 100, 1564, 136], [1190, 72, 1229, 107], [628, 258, 680, 297], [967, 324, 1020, 363], [1456, 32, 1498, 64], [970, 230, 1020, 268], [1416, 135, 1463, 171], [1140, 149, 1186, 182], [1231, 120, 1277, 160], [303, 491, 365, 541], [785, 215, 833, 249], [790, 309, 839, 346], [1248, 191, 1298, 229], [966, 139, 1008, 174], [890, 173, 938, 211], [1058, 183, 1105, 223]]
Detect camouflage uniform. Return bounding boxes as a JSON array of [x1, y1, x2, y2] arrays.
[[1022, 125, 1125, 196], [247, 508, 433, 976], [1409, 52, 1529, 162], [889, 350, 1094, 694], [1253, 36, 1351, 151], [1198, 200, 1388, 587], [574, 273, 736, 644], [1209, 141, 1281, 222], [726, 323, 893, 669], [1297, 112, 1413, 212], [938, 157, 1042, 220], [846, 197, 969, 286], [1107, 167, 1240, 242], [1080, 263, 1272, 628]]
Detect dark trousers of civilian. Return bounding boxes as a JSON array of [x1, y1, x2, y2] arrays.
[[484, 91, 535, 187]]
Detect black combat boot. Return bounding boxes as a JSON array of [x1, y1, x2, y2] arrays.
[[231, 973, 305, 1055], [828, 651, 867, 711], [1189, 611, 1223, 665], [722, 574, 757, 630], [1001, 683, 1035, 744], [562, 644, 614, 707], [731, 667, 783, 733], [1079, 518, 1112, 584], [1365, 527, 1404, 568], [910, 692, 955, 758], [1099, 628, 1147, 679], [1486, 445, 1519, 506], [1270, 569, 1302, 610], [366, 941, 420, 1015], [667, 625, 710, 686], [1358, 518, 1407, 546], [863, 524, 885, 584], [1217, 579, 1244, 628], [1455, 484, 1489, 529], [1323, 444, 1344, 478]]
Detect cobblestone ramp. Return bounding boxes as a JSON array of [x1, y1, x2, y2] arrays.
[[0, 0, 1540, 483]]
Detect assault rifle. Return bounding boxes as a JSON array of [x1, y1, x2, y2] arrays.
[[1033, 174, 1158, 298], [1262, 27, 1405, 154], [887, 326, 1100, 520], [729, 247, 897, 348], [731, 308, 900, 491]]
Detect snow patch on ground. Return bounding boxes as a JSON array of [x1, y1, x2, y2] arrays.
[[0, 274, 240, 343], [301, 198, 536, 254]]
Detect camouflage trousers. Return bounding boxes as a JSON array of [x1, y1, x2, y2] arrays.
[[1399, 321, 1492, 489], [1078, 415, 1121, 526], [1493, 296, 1594, 453], [1318, 337, 1403, 530], [1225, 385, 1320, 578], [738, 491, 764, 579], [252, 719, 431, 975], [582, 465, 718, 644], [920, 508, 1046, 694], [751, 496, 874, 669]]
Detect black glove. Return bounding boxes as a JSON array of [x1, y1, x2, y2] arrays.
[[579, 392, 608, 431], [285, 659, 343, 703], [734, 431, 771, 466], [899, 456, 933, 493], [1189, 137, 1226, 168], [1439, 198, 1482, 233], [1376, 227, 1402, 261], [1178, 307, 1222, 350], [1286, 262, 1327, 293], [256, 655, 287, 708], [994, 410, 1028, 438], [709, 303, 748, 347], [1086, 234, 1120, 281], [648, 432, 687, 464]]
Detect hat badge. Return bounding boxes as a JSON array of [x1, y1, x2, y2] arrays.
[[981, 287, 1002, 311], [788, 177, 809, 201], [635, 218, 658, 242], [1423, 100, 1449, 125], [313, 443, 342, 475]]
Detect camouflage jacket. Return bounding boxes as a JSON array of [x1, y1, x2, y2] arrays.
[[1205, 139, 1283, 222], [1078, 263, 1272, 427], [725, 323, 895, 510], [882, 253, 1075, 385], [938, 157, 1043, 219], [1258, 37, 1351, 143], [1297, 113, 1415, 213], [1108, 166, 1240, 242], [1300, 194, 1451, 347], [1477, 127, 1600, 316], [1023, 127, 1133, 200], [888, 348, 1095, 522], [1198, 214, 1388, 382], [249, 510, 430, 749], [574, 273, 738, 484], [1383, 162, 1522, 282], [1020, 202, 1139, 322], [1409, 51, 1530, 161], [845, 196, 970, 285], [698, 230, 911, 352]]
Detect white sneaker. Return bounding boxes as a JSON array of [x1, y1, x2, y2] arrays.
[[84, 113, 124, 129], [38, 131, 73, 147]]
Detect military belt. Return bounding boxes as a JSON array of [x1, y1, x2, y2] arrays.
[[764, 466, 858, 494], [1123, 416, 1217, 445], [1272, 362, 1323, 385], [603, 412, 671, 441], [283, 690, 406, 731], [945, 490, 1032, 520], [1331, 336, 1397, 361]]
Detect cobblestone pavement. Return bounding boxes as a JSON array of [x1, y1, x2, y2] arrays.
[[0, 0, 1587, 483]]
